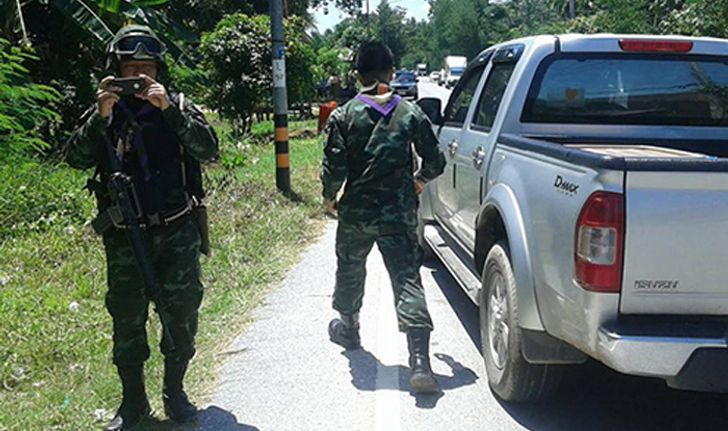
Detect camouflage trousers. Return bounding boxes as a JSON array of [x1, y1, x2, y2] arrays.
[[333, 222, 433, 332], [102, 216, 203, 367]]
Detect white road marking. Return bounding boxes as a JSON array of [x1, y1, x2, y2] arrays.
[[373, 254, 401, 431]]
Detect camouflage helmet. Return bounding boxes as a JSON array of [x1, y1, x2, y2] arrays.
[[106, 24, 167, 71]]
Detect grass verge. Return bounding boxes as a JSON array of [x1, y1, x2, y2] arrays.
[[0, 119, 324, 430]]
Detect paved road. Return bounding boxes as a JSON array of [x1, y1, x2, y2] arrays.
[[182, 79, 728, 430], [192, 222, 728, 431]]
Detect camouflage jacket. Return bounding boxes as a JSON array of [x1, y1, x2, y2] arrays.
[[66, 92, 218, 217], [321, 90, 446, 230]]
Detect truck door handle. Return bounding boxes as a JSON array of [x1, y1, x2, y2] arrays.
[[448, 139, 459, 156], [472, 146, 486, 168]]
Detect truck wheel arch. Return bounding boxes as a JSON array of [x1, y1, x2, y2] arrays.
[[476, 184, 545, 331]]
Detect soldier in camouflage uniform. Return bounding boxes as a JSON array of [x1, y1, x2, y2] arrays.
[[66, 25, 218, 430], [321, 41, 446, 393]]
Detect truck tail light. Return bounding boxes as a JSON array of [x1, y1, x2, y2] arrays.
[[618, 39, 693, 53], [575, 192, 624, 293]]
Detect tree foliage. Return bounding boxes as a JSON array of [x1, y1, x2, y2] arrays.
[[0, 0, 200, 153], [319, 0, 728, 74], [310, 0, 363, 15], [200, 14, 315, 133], [0, 38, 61, 162]]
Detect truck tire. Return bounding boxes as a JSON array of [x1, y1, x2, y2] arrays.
[[480, 242, 562, 402], [416, 209, 435, 262]]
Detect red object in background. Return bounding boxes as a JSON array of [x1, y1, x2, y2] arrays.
[[318, 101, 337, 134]]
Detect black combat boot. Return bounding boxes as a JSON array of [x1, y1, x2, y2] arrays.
[[407, 328, 440, 394], [328, 313, 361, 350], [162, 359, 197, 422], [104, 365, 150, 431]]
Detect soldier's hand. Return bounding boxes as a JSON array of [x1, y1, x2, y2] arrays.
[[323, 198, 337, 217], [96, 76, 120, 118], [414, 179, 425, 195], [137, 74, 170, 111]]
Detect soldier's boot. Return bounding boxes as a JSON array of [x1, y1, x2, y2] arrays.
[[104, 365, 150, 431], [407, 328, 440, 394], [162, 359, 197, 422], [328, 313, 361, 350]]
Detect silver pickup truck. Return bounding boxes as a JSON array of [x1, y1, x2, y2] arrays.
[[416, 34, 728, 401]]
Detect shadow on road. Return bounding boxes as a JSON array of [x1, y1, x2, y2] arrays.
[[341, 348, 477, 409], [137, 405, 259, 431], [501, 362, 728, 431], [427, 264, 481, 351], [425, 259, 728, 431]]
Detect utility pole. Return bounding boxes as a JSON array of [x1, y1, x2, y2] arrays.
[[568, 0, 575, 19], [270, 0, 290, 194]]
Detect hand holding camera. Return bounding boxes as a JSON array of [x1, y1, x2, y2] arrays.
[[96, 74, 169, 118], [135, 74, 170, 111], [96, 76, 122, 118]]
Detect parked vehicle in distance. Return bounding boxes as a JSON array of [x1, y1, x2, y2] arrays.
[[444, 55, 467, 88], [417, 34, 728, 402], [391, 70, 419, 99], [417, 63, 428, 76], [429, 71, 441, 82]]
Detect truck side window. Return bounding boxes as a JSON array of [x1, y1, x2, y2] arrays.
[[471, 63, 516, 132], [443, 65, 485, 127]]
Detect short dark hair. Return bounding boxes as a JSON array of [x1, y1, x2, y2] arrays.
[[355, 41, 394, 78]]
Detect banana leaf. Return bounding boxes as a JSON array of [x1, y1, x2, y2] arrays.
[[99, 0, 168, 14], [130, 0, 168, 7], [98, 0, 120, 13], [49, 0, 114, 42]]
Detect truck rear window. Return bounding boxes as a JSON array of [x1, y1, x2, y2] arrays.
[[522, 54, 728, 126]]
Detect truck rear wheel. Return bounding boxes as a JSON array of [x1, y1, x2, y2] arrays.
[[480, 242, 562, 402]]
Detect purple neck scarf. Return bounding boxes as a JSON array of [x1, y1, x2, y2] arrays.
[[355, 93, 402, 117]]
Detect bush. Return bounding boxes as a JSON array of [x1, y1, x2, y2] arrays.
[[0, 38, 61, 162], [0, 161, 93, 241]]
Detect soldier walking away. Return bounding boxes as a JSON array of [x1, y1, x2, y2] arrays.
[[66, 25, 218, 430], [321, 41, 446, 394]]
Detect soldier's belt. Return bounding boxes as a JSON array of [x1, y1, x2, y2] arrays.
[[92, 197, 199, 234]]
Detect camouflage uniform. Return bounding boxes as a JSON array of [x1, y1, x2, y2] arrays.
[[321, 90, 446, 332], [66, 94, 218, 366]]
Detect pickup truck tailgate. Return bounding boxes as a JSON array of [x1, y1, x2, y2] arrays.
[[621, 170, 728, 315]]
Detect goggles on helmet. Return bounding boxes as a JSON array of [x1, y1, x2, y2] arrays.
[[112, 35, 166, 56]]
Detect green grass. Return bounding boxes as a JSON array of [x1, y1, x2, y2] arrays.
[[0, 119, 325, 430]]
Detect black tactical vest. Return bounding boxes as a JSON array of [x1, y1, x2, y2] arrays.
[[98, 93, 204, 218]]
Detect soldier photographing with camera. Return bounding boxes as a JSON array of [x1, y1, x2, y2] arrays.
[[66, 24, 218, 430]]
